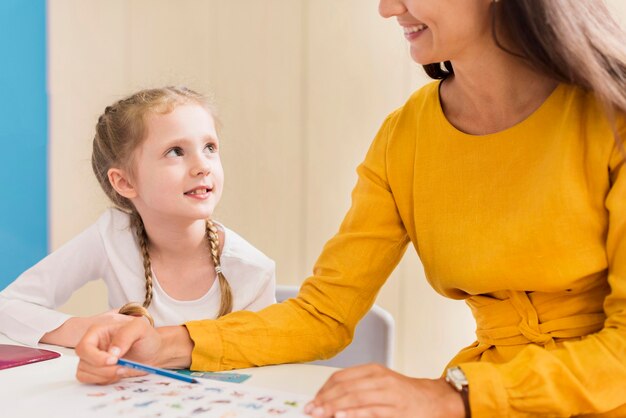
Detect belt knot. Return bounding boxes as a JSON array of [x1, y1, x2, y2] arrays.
[[468, 288, 606, 348]]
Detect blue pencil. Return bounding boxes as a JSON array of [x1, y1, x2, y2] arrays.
[[117, 358, 199, 384]]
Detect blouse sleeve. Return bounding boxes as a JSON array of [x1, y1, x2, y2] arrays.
[[242, 259, 277, 311], [185, 114, 410, 371], [0, 223, 108, 346], [460, 126, 626, 416]]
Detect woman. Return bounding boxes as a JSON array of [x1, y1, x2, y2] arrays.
[[75, 0, 626, 416]]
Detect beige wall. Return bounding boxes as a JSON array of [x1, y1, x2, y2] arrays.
[[50, 0, 626, 378]]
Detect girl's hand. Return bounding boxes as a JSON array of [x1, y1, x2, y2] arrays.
[[304, 363, 466, 418], [75, 317, 162, 385], [40, 309, 133, 348]]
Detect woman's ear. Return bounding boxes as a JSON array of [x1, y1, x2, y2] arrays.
[[107, 168, 138, 199]]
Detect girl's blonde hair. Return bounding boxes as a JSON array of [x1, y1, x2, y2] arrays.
[[92, 87, 233, 319], [424, 0, 626, 116]]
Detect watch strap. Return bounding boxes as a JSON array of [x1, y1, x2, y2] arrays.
[[460, 384, 471, 418], [446, 366, 471, 418]]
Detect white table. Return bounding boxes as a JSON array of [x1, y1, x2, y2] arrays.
[[0, 334, 338, 417]]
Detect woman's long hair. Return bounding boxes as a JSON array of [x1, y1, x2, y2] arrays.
[[424, 0, 626, 115]]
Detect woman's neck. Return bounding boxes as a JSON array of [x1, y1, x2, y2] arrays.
[[440, 44, 559, 135]]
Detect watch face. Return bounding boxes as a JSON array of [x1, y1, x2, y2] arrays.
[[447, 367, 468, 387]]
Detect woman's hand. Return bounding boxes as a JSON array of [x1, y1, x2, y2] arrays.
[[75, 319, 194, 385], [75, 317, 163, 385], [304, 363, 466, 418], [40, 309, 134, 348]]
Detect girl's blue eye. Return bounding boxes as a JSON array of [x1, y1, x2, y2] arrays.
[[204, 143, 217, 153], [165, 147, 183, 157]]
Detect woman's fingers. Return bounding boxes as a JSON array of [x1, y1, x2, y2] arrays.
[[312, 364, 387, 403], [106, 317, 154, 360], [76, 358, 148, 384], [309, 383, 399, 417], [333, 405, 396, 418], [75, 323, 126, 384], [306, 364, 392, 417], [75, 318, 159, 385], [75, 322, 121, 368], [315, 364, 384, 396], [76, 360, 122, 385], [319, 374, 389, 405]]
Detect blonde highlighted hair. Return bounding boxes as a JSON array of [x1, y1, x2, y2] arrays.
[[92, 87, 233, 319]]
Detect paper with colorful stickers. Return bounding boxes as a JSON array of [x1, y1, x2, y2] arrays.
[[34, 374, 310, 417]]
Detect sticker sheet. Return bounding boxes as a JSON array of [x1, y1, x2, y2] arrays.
[[176, 370, 252, 384], [40, 374, 311, 418]]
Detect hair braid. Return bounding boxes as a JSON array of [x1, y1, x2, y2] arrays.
[[206, 219, 233, 317], [132, 212, 154, 308], [118, 212, 155, 324]]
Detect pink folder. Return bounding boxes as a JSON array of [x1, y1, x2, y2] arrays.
[[0, 344, 61, 370]]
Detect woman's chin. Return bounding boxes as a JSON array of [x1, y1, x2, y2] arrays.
[[409, 50, 430, 66], [409, 47, 445, 67]]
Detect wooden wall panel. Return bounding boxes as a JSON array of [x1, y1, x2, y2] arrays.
[[128, 0, 216, 89], [49, 0, 131, 249], [209, 1, 305, 284]]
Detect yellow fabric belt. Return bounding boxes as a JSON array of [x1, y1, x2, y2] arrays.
[[466, 286, 608, 348]]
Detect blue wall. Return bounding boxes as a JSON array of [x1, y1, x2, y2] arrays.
[[0, 0, 48, 290]]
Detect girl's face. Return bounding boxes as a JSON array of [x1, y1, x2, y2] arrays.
[[119, 103, 224, 224], [379, 0, 493, 65]]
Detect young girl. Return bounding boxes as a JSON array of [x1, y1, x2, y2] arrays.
[[0, 87, 276, 348]]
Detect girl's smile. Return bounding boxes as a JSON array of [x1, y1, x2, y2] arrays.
[[184, 185, 214, 199]]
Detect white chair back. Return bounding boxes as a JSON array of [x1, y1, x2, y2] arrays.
[[276, 285, 394, 368]]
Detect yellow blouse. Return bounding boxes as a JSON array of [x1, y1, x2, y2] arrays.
[[185, 81, 626, 417]]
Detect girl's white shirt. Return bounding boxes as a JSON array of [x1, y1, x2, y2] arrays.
[[0, 208, 277, 346]]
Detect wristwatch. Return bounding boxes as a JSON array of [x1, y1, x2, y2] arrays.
[[445, 366, 471, 418]]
